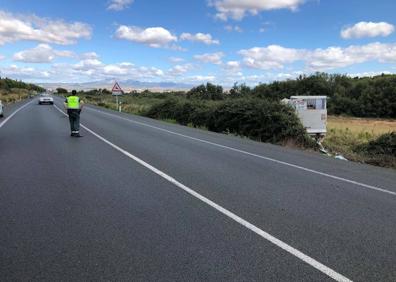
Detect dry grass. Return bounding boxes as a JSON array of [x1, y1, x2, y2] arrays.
[[323, 116, 396, 168], [81, 94, 162, 115], [0, 89, 31, 104], [327, 116, 396, 136]]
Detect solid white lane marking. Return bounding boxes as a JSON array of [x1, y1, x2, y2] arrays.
[[0, 100, 34, 129], [85, 106, 396, 197], [54, 105, 352, 282]]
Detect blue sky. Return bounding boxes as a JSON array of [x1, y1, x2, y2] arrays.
[[1, 0, 396, 85]]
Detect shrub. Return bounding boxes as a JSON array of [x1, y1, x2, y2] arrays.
[[355, 132, 396, 156], [187, 83, 224, 100], [145, 98, 181, 120], [207, 99, 313, 146], [353, 132, 396, 167], [145, 98, 315, 148]]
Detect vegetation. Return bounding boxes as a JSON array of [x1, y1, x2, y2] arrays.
[[75, 90, 180, 115], [324, 117, 396, 168], [252, 73, 396, 118], [181, 73, 396, 119], [187, 83, 224, 100], [56, 87, 68, 94], [0, 77, 44, 104], [2, 73, 394, 167], [62, 72, 396, 168]]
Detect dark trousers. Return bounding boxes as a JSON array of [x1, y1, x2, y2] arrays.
[[67, 109, 81, 133]]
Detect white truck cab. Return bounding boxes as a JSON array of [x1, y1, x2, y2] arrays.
[[285, 96, 328, 138]]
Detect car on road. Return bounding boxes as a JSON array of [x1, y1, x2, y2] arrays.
[[0, 100, 4, 117], [38, 93, 54, 105]]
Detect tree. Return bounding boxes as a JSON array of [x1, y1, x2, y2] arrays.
[[229, 83, 251, 98], [56, 88, 68, 94], [187, 83, 224, 100]]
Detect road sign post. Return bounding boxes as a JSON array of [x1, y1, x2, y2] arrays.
[[112, 82, 123, 112]]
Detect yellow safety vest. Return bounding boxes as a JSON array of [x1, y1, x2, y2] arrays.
[[67, 96, 80, 109]]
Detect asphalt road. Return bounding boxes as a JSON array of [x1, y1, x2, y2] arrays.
[[0, 97, 395, 281]]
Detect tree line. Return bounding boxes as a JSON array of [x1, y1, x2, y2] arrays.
[[185, 73, 396, 118], [0, 77, 45, 92], [60, 72, 396, 119]]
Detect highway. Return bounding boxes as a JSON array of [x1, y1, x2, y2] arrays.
[[1, 97, 395, 281]]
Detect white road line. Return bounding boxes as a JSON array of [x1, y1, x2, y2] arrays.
[[0, 100, 34, 129], [85, 106, 396, 197], [54, 105, 352, 282]]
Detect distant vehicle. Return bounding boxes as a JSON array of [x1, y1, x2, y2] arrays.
[[38, 93, 54, 105], [283, 96, 327, 139], [0, 100, 4, 117]]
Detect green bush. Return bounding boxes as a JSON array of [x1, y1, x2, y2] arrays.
[[145, 98, 315, 148], [355, 132, 396, 156], [145, 98, 181, 120], [187, 83, 224, 100], [207, 99, 313, 146], [145, 98, 212, 127], [353, 132, 396, 167]]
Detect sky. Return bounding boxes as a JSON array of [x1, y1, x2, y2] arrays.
[[0, 0, 396, 86]]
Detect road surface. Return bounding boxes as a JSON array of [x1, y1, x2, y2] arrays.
[[0, 97, 395, 281]]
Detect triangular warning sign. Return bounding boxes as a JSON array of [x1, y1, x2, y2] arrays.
[[112, 82, 123, 92]]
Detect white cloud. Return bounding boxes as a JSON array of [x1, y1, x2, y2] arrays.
[[194, 52, 224, 64], [0, 64, 51, 80], [189, 75, 216, 82], [168, 64, 193, 76], [307, 42, 396, 70], [103, 63, 135, 75], [180, 32, 220, 45], [225, 25, 243, 32], [69, 54, 165, 81], [341, 21, 395, 39], [238, 42, 396, 71], [0, 54, 4, 60], [169, 57, 185, 63], [107, 0, 134, 11], [239, 45, 304, 69], [210, 0, 305, 21], [115, 25, 178, 48], [259, 21, 273, 32], [224, 61, 241, 73], [80, 52, 100, 60], [0, 11, 92, 45], [13, 44, 74, 63], [347, 71, 391, 78], [74, 58, 103, 71]]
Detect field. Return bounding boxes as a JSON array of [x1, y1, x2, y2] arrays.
[[81, 94, 166, 115], [328, 116, 396, 136], [324, 116, 396, 167]]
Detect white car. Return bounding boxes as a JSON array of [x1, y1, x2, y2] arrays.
[[38, 93, 54, 105], [0, 100, 3, 117]]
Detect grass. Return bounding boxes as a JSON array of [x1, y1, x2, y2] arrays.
[[327, 116, 395, 136], [323, 116, 396, 168], [0, 88, 32, 104], [79, 94, 163, 115]]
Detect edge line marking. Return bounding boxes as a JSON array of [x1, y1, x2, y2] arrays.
[[0, 100, 34, 129], [54, 104, 352, 282], [83, 105, 395, 197]]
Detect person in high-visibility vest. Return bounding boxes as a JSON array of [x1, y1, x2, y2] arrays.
[[64, 90, 84, 137]]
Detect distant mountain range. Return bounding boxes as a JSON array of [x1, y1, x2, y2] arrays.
[[39, 79, 195, 92]]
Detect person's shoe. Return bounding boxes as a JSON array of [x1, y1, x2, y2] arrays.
[[75, 134, 83, 138]]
